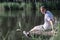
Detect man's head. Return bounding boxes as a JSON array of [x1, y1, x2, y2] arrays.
[[40, 6, 47, 14]]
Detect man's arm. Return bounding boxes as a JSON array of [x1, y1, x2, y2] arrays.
[[50, 20, 57, 34], [49, 20, 54, 30]]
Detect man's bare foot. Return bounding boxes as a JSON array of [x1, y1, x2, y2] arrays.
[[23, 31, 29, 37]]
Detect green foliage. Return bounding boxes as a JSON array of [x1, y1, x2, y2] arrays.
[[10, 3, 20, 10], [40, 2, 60, 10], [4, 3, 25, 10], [56, 2, 60, 10], [46, 2, 57, 10], [4, 4, 10, 10], [35, 2, 60, 10]]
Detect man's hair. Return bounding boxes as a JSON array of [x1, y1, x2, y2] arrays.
[[40, 6, 47, 9]]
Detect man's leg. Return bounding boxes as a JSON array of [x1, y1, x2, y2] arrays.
[[23, 25, 44, 37]]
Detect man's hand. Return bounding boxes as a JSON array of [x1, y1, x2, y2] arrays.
[[52, 29, 55, 33]]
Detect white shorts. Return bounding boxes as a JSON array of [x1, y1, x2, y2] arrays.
[[32, 25, 52, 31], [32, 25, 44, 31]]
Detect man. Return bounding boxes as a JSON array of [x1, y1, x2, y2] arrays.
[[23, 6, 55, 37]]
